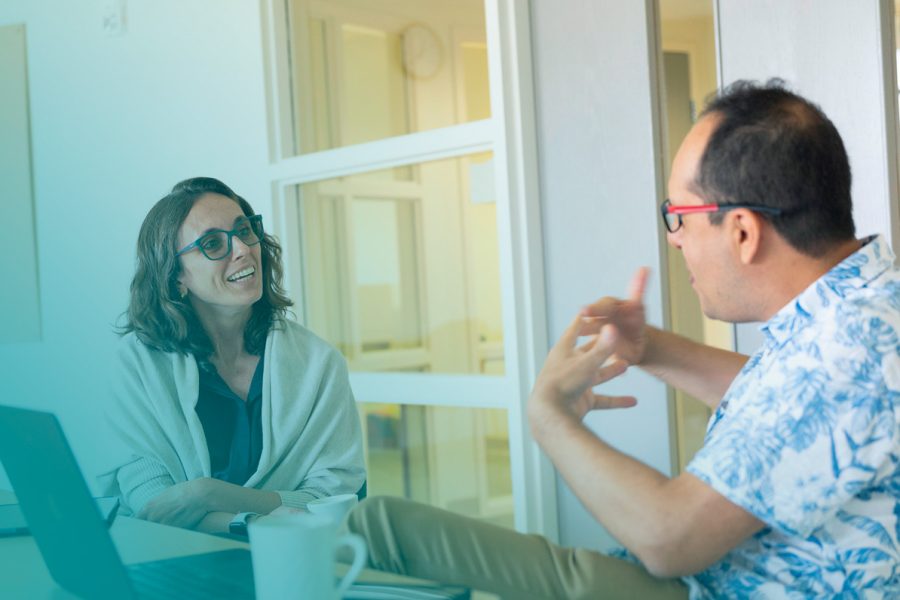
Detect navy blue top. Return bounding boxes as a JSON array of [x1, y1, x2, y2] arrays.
[[195, 355, 265, 485]]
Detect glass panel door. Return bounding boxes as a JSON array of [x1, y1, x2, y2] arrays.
[[287, 0, 491, 155], [360, 403, 513, 527], [295, 153, 504, 376], [291, 152, 511, 522], [263, 0, 545, 530]]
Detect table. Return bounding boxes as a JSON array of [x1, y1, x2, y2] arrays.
[[0, 491, 497, 599]]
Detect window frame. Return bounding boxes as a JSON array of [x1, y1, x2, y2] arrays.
[[260, 0, 557, 538]]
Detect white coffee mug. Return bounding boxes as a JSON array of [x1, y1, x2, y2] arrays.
[[248, 513, 367, 600], [306, 493, 358, 528]]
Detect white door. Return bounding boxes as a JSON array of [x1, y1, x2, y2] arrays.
[[260, 0, 554, 534]]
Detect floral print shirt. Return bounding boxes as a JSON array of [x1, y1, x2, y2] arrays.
[[685, 235, 900, 599]]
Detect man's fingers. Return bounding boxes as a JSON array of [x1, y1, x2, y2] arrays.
[[628, 267, 650, 302], [587, 325, 618, 361], [592, 358, 628, 385], [575, 331, 600, 354], [560, 314, 587, 349], [576, 317, 605, 338], [576, 323, 618, 356], [579, 268, 649, 318], [564, 314, 607, 351], [576, 336, 596, 354], [579, 296, 617, 319], [591, 394, 638, 410]]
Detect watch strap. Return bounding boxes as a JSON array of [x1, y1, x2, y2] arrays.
[[228, 511, 259, 536]]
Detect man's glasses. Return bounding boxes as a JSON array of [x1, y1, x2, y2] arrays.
[[176, 215, 264, 261], [660, 199, 783, 233]]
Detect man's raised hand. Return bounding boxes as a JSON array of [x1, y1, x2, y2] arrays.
[[528, 314, 637, 432], [579, 267, 650, 366]]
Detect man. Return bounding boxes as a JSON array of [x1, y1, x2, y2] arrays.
[[349, 81, 900, 598]]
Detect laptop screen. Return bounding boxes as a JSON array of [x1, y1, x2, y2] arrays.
[[0, 406, 136, 599]]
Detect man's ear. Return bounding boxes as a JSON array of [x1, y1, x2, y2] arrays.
[[728, 209, 763, 265]]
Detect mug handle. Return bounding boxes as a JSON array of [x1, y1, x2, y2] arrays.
[[335, 533, 368, 596]]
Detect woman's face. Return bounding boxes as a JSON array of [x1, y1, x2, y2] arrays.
[[176, 193, 263, 317]]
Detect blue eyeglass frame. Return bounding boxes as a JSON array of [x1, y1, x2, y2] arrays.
[[176, 214, 264, 261]]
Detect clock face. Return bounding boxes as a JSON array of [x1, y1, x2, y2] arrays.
[[401, 24, 443, 79]]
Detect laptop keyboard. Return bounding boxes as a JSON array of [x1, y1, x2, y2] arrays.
[[125, 548, 471, 600], [127, 549, 254, 600]]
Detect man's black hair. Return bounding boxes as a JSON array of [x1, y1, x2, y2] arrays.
[[696, 79, 855, 256]]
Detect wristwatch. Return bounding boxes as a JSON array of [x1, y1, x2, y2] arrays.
[[228, 512, 259, 536]]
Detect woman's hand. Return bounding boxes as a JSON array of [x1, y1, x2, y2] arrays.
[[137, 478, 214, 529], [528, 316, 636, 438], [268, 505, 305, 517], [198, 478, 282, 515]]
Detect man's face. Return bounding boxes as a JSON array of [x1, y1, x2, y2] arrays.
[[666, 115, 742, 322]]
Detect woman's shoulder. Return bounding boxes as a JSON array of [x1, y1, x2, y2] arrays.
[[115, 330, 188, 373], [270, 319, 344, 364], [116, 330, 151, 359], [117, 330, 164, 357]]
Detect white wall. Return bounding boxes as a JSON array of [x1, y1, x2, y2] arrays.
[[716, 0, 900, 354], [0, 1, 271, 490], [718, 0, 899, 247], [529, 0, 674, 551]]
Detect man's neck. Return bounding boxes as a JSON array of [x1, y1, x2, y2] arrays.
[[757, 237, 863, 321]]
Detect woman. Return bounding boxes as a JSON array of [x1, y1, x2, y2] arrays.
[[103, 177, 365, 533]]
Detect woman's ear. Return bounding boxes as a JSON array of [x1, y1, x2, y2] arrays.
[[174, 276, 188, 300]]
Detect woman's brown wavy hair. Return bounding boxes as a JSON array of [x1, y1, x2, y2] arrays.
[[121, 177, 292, 367]]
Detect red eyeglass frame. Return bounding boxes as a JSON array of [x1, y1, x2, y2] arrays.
[[660, 199, 783, 233]]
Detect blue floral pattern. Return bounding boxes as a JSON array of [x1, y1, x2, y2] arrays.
[[684, 235, 900, 599]]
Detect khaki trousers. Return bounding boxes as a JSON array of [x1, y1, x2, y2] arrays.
[[348, 496, 689, 600]]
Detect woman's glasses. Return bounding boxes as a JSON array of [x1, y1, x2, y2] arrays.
[[176, 214, 264, 261]]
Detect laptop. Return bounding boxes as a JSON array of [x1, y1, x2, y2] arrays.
[[0, 405, 471, 599], [0, 496, 118, 537], [0, 405, 256, 599]]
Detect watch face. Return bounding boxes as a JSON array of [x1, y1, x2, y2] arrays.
[[229, 512, 256, 536], [229, 519, 247, 536]]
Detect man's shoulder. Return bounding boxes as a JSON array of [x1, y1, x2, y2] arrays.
[[832, 267, 900, 331], [748, 274, 900, 396]]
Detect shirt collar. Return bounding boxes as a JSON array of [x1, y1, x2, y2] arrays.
[[760, 235, 893, 346], [198, 353, 266, 404]]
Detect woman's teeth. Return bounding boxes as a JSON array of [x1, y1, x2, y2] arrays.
[[227, 267, 255, 282]]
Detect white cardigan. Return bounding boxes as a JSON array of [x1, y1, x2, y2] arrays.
[[100, 319, 366, 514]]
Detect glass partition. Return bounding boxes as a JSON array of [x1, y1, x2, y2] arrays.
[[294, 152, 504, 375], [287, 0, 491, 155], [360, 403, 513, 527]]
